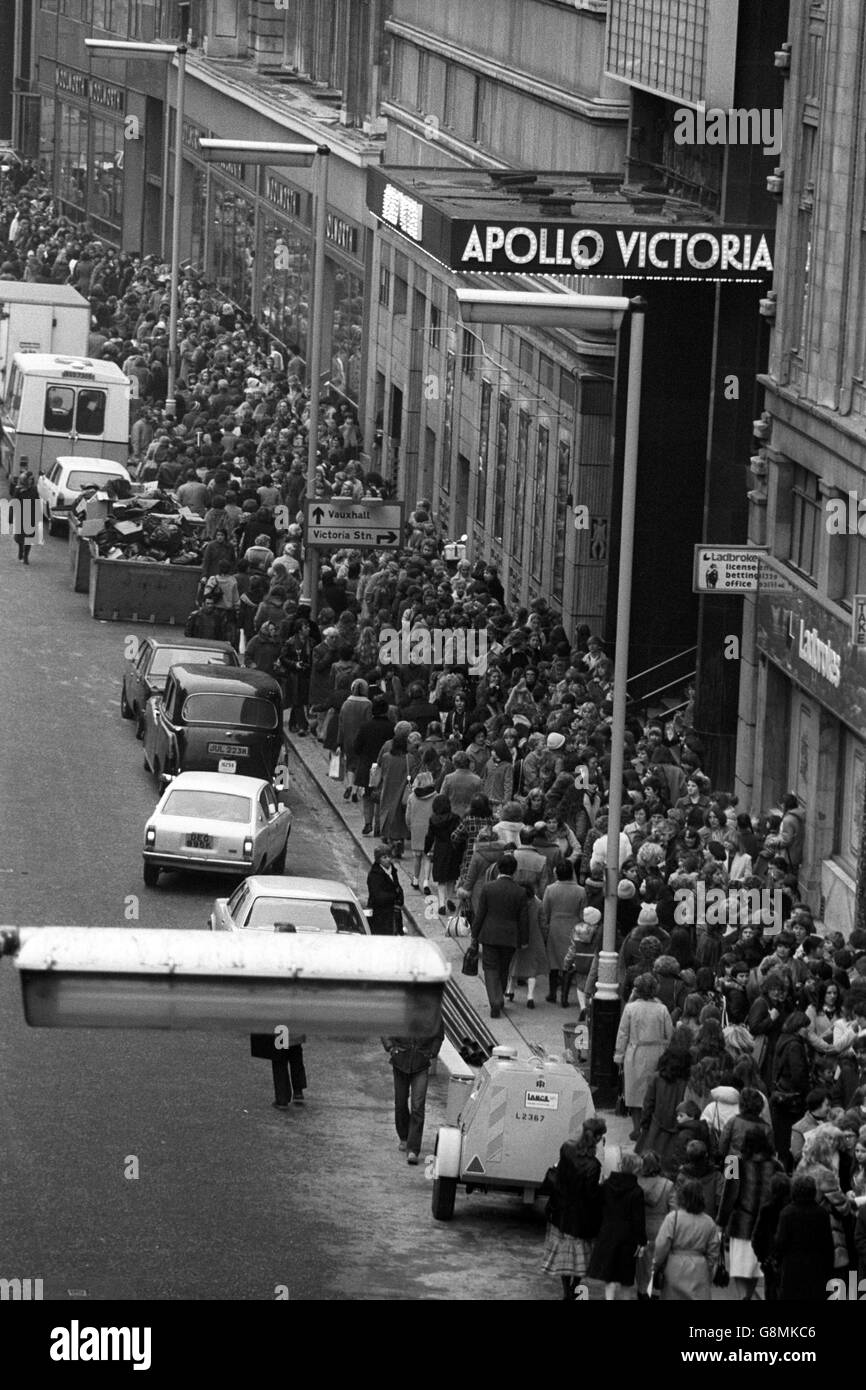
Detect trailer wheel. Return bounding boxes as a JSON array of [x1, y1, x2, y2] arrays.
[[431, 1177, 457, 1222]]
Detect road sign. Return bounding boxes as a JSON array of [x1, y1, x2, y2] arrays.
[[853, 596, 866, 649], [691, 545, 796, 594], [305, 499, 403, 549]]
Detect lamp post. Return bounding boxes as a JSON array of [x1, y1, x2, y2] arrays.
[[456, 289, 646, 1102], [198, 140, 331, 617], [85, 35, 188, 419]]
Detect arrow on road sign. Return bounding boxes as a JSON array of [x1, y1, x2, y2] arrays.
[[312, 506, 325, 524]]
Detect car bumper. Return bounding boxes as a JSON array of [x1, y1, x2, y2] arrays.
[[143, 850, 252, 874]]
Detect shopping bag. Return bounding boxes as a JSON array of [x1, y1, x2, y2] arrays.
[[461, 941, 479, 977], [328, 751, 343, 779], [368, 762, 382, 789], [445, 912, 471, 939]]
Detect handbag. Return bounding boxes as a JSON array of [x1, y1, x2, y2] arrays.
[[462, 940, 480, 977], [328, 751, 343, 779], [446, 912, 471, 939], [368, 762, 382, 789], [652, 1211, 676, 1296], [713, 1241, 730, 1288]]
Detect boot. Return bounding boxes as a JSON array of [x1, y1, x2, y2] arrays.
[[546, 971, 559, 1004], [560, 970, 574, 1008]]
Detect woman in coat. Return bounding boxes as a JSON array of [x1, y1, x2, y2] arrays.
[[377, 722, 412, 856], [796, 1123, 857, 1275], [719, 1126, 784, 1299], [773, 1173, 835, 1300], [366, 847, 404, 935], [750, 1172, 791, 1301], [587, 1150, 647, 1299], [614, 973, 674, 1140], [652, 1177, 721, 1300], [541, 1117, 607, 1300], [769, 1010, 811, 1169], [636, 1150, 675, 1298], [541, 861, 585, 1003], [336, 678, 372, 800], [405, 771, 437, 890], [424, 794, 462, 915], [506, 883, 550, 1009], [636, 1044, 692, 1172], [353, 697, 394, 836], [747, 972, 790, 1090]]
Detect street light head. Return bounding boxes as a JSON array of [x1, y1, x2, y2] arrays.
[[85, 39, 178, 60], [455, 289, 631, 334], [198, 140, 320, 167]]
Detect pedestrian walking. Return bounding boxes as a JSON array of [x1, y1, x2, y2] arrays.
[[636, 1150, 675, 1298], [471, 852, 529, 1018], [614, 973, 673, 1141], [587, 1150, 647, 1300], [366, 846, 404, 935], [382, 1022, 444, 1166], [540, 1118, 607, 1301], [11, 470, 40, 564], [249, 1029, 307, 1109], [652, 1177, 721, 1300], [773, 1173, 835, 1300]]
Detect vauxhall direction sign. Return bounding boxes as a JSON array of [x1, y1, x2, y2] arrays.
[[305, 499, 404, 549]]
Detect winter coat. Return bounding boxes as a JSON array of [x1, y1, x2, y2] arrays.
[[424, 810, 463, 885], [512, 895, 549, 979], [473, 875, 529, 950], [638, 1174, 675, 1242], [439, 768, 483, 818], [720, 1155, 784, 1240], [480, 758, 513, 810], [747, 996, 789, 1088], [378, 745, 410, 841], [383, 1022, 445, 1074], [337, 695, 372, 766], [541, 881, 586, 971], [458, 840, 507, 916], [774, 1197, 835, 1299], [405, 784, 437, 852], [547, 1146, 603, 1239], [587, 1172, 646, 1285], [797, 1160, 856, 1270], [353, 715, 395, 788], [673, 1159, 724, 1221], [614, 999, 673, 1108], [771, 1032, 810, 1103], [637, 1071, 689, 1171], [654, 1209, 720, 1300], [665, 1118, 712, 1178], [366, 862, 404, 935], [699, 1086, 741, 1142]]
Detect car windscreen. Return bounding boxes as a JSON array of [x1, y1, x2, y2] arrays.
[[182, 694, 279, 729], [150, 648, 229, 678], [244, 898, 366, 933], [67, 470, 119, 491], [162, 790, 252, 822]]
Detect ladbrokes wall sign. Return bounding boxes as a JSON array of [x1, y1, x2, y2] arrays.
[[453, 222, 773, 282]]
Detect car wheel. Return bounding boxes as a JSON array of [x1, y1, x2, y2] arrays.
[[120, 686, 133, 719], [431, 1177, 457, 1222], [143, 863, 160, 888]]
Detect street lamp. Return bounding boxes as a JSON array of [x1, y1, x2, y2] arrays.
[[85, 34, 188, 418], [457, 288, 646, 1102], [198, 139, 331, 616]]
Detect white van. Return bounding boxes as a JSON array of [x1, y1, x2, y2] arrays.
[[0, 353, 131, 478]]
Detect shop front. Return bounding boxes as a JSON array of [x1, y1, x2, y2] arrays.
[[755, 567, 866, 934], [51, 65, 127, 244]]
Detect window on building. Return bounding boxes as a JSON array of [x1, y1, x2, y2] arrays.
[[393, 273, 408, 317], [511, 409, 530, 560], [58, 104, 89, 209], [441, 350, 455, 496], [476, 378, 491, 529], [841, 531, 866, 611], [787, 466, 821, 581], [531, 423, 549, 582], [417, 50, 429, 112], [791, 123, 816, 358], [551, 435, 572, 603], [492, 392, 510, 541], [560, 368, 576, 410], [90, 118, 123, 228], [379, 261, 391, 308], [427, 301, 440, 351], [461, 329, 475, 380], [519, 340, 534, 379], [539, 353, 556, 393]]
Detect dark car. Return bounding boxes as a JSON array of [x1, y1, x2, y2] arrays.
[[121, 637, 240, 736], [142, 665, 287, 786]]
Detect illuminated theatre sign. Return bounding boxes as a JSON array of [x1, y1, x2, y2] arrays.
[[453, 223, 774, 282]]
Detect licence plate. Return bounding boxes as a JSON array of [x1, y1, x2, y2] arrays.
[[218, 759, 236, 774], [186, 832, 213, 849], [208, 743, 247, 757]]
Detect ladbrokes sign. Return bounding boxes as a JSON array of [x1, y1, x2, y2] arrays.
[[452, 221, 773, 282]]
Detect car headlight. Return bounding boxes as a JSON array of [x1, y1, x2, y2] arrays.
[[242, 837, 253, 858], [145, 825, 156, 847]]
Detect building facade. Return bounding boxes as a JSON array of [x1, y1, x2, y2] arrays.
[[737, 0, 866, 934]]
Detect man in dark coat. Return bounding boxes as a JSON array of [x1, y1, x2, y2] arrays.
[[366, 847, 404, 935], [11, 470, 41, 563], [472, 852, 529, 1018], [354, 697, 395, 835], [774, 1173, 835, 1300], [382, 1021, 445, 1165], [184, 595, 223, 639]]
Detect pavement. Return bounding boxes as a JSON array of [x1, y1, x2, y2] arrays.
[[287, 727, 635, 1147]]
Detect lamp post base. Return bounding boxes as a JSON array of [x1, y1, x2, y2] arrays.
[[589, 993, 621, 1110]]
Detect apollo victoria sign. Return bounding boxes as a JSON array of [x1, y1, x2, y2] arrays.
[[454, 222, 774, 281]]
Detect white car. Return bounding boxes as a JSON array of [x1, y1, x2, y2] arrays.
[[208, 876, 371, 935], [143, 772, 292, 888], [38, 454, 131, 533]]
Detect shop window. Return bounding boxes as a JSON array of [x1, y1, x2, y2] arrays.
[[90, 118, 123, 228], [787, 465, 821, 581], [44, 386, 75, 433], [531, 424, 549, 582], [331, 265, 363, 404], [58, 105, 88, 209], [76, 390, 107, 436], [836, 734, 865, 877], [511, 409, 530, 560], [260, 218, 310, 361], [551, 435, 572, 603], [38, 98, 55, 184], [461, 329, 475, 380], [440, 351, 455, 496]]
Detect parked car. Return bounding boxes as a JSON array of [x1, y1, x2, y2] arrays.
[[143, 772, 292, 887], [122, 637, 239, 736], [141, 664, 287, 787], [37, 454, 131, 533], [208, 876, 371, 934]]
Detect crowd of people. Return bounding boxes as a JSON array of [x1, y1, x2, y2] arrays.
[[6, 171, 866, 1301]]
